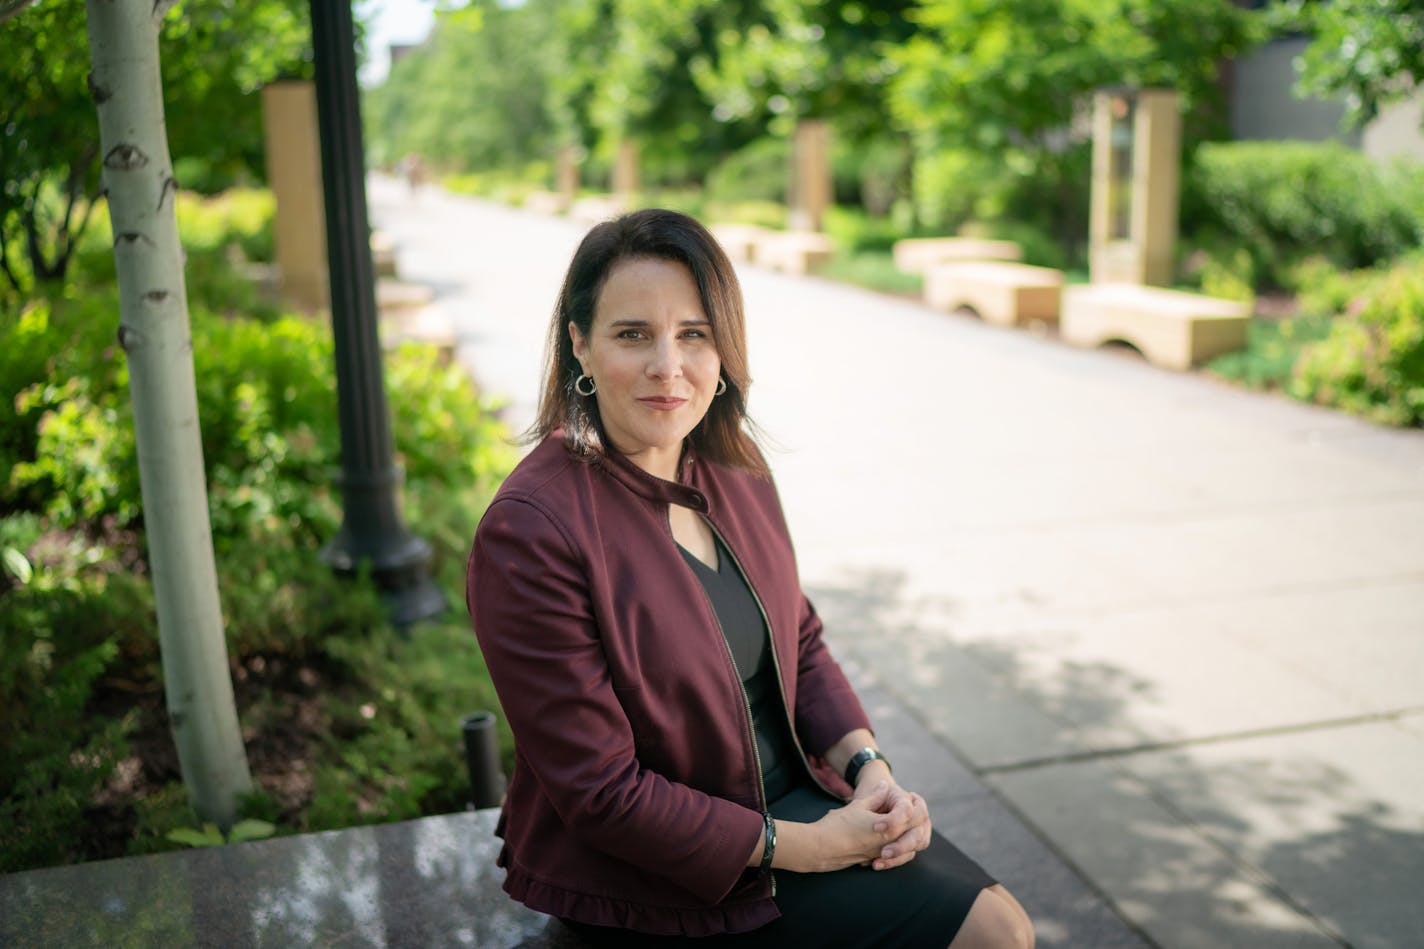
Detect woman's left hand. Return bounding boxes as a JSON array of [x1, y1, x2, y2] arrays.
[[851, 776, 933, 871]]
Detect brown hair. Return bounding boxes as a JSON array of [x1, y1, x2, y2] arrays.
[[528, 209, 766, 476]]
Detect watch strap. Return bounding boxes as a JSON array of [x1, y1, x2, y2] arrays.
[[844, 747, 891, 787]]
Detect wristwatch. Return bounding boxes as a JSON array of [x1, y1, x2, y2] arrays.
[[844, 746, 891, 787]]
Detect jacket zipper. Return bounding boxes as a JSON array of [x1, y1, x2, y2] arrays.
[[671, 519, 775, 896], [705, 520, 839, 803]]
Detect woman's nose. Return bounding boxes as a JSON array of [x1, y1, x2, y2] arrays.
[[647, 338, 682, 379]]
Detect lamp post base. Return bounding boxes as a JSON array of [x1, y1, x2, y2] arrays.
[[320, 530, 446, 629]]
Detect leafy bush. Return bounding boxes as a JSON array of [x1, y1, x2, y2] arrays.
[[1184, 141, 1424, 289], [2, 294, 136, 521], [705, 136, 789, 206], [1, 188, 515, 871], [831, 134, 911, 217], [1206, 313, 1332, 390], [442, 162, 552, 206], [1179, 240, 1257, 304], [909, 147, 999, 234], [1289, 255, 1424, 426], [823, 206, 907, 254], [817, 250, 924, 297]]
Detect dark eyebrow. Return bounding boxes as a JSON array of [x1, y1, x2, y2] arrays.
[[608, 318, 711, 327]]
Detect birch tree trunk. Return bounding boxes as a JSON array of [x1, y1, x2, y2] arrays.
[[85, 0, 252, 826]]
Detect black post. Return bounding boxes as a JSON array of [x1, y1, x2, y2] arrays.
[[308, 0, 443, 626], [462, 712, 506, 808]]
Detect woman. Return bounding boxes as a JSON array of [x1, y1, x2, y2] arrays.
[[466, 209, 1034, 947]]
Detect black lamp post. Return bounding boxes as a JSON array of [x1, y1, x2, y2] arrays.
[[309, 0, 443, 626]]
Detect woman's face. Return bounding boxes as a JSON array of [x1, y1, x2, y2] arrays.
[[571, 256, 722, 478]]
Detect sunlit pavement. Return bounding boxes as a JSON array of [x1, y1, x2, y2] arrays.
[[371, 175, 1424, 948]]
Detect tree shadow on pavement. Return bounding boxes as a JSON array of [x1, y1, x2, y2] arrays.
[[806, 566, 1423, 948]]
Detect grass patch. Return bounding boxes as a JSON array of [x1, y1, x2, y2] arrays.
[[1206, 313, 1333, 390], [817, 249, 923, 297]]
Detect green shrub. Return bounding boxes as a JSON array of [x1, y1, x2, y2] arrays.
[[3, 294, 138, 523], [700, 199, 787, 230], [1, 187, 517, 870], [705, 137, 789, 206], [442, 162, 551, 205], [1184, 141, 1423, 289], [1206, 313, 1332, 390], [832, 135, 911, 216], [909, 147, 999, 234], [1179, 241, 1257, 304], [817, 250, 924, 297], [308, 618, 509, 830], [0, 557, 152, 872], [823, 206, 906, 254], [1289, 256, 1424, 426]]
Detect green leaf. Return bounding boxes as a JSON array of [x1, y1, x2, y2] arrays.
[[165, 823, 225, 848], [227, 819, 277, 843], [2, 547, 32, 585]]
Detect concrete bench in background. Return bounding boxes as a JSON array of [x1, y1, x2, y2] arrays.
[[370, 230, 399, 278], [1061, 283, 1251, 371], [522, 191, 570, 215], [892, 237, 1022, 275], [925, 261, 1063, 329], [708, 223, 774, 263], [568, 195, 628, 226], [752, 230, 837, 276]]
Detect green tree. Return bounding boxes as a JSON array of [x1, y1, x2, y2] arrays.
[[1280, 0, 1424, 128], [85, 0, 252, 828], [543, 0, 767, 184], [1, 0, 309, 294], [888, 0, 1263, 238], [687, 1, 916, 139], [365, 0, 558, 173]]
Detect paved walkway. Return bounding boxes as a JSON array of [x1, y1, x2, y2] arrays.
[[371, 177, 1424, 948]]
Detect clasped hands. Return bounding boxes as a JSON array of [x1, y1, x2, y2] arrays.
[[808, 775, 932, 873]]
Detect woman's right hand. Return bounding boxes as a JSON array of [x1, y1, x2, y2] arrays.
[[791, 782, 907, 873]]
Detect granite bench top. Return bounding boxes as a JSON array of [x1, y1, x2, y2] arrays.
[[0, 809, 581, 949]]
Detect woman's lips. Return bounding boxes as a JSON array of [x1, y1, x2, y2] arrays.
[[637, 396, 687, 411]]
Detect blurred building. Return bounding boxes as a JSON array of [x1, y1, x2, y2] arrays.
[[1227, 35, 1424, 163]]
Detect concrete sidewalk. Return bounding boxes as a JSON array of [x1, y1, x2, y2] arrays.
[[371, 177, 1424, 948]]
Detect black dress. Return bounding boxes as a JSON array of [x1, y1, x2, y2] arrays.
[[566, 536, 996, 948]]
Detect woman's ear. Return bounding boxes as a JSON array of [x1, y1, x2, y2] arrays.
[[568, 321, 587, 369]]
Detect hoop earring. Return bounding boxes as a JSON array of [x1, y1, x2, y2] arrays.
[[714, 377, 728, 396], [574, 373, 597, 396]]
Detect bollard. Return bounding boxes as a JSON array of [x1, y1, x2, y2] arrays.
[[461, 711, 506, 808]]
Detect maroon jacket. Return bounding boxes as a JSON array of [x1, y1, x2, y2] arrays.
[[465, 435, 872, 935]]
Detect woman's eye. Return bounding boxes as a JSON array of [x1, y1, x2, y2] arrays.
[[617, 329, 645, 340]]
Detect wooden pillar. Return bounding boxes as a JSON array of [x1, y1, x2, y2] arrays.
[[612, 139, 640, 203], [1089, 88, 1180, 286], [261, 80, 329, 311], [556, 145, 579, 211], [789, 120, 832, 232]]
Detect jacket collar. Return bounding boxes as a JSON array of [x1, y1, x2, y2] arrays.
[[591, 442, 711, 515]]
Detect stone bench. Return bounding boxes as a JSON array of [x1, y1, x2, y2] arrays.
[[925, 261, 1063, 328], [370, 229, 399, 278], [1060, 283, 1251, 370], [0, 674, 1151, 948], [752, 230, 837, 276], [376, 279, 457, 363], [708, 223, 774, 263], [523, 190, 571, 215], [0, 808, 585, 948], [568, 195, 629, 225], [892, 237, 1022, 275]]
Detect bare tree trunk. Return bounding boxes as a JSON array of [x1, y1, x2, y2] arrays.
[[85, 0, 252, 827]]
